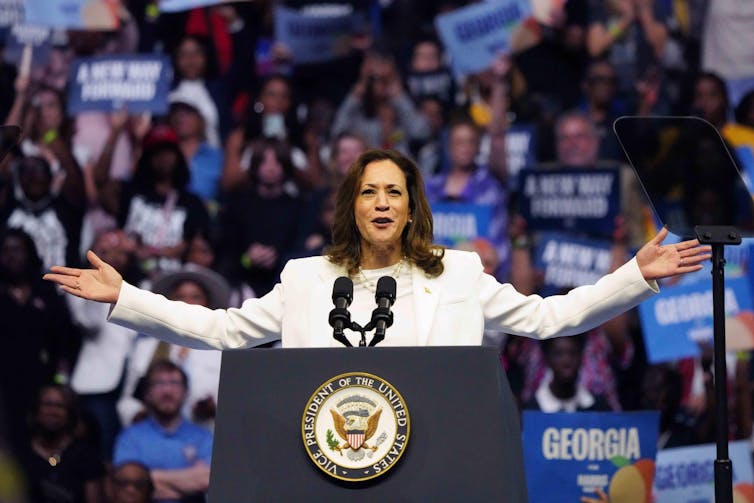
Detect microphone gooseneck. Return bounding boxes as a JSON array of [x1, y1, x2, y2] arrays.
[[329, 276, 353, 347], [369, 276, 396, 346]]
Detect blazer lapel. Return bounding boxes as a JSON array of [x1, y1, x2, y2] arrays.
[[309, 260, 348, 347], [412, 265, 439, 346]]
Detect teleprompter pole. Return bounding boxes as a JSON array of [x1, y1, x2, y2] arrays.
[[696, 225, 740, 503]]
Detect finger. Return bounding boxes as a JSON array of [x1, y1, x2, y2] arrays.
[[650, 226, 668, 245], [43, 273, 80, 290], [47, 265, 82, 276], [60, 285, 88, 299], [595, 487, 608, 498], [680, 247, 712, 258], [87, 250, 105, 269], [683, 253, 712, 265], [676, 238, 703, 250]]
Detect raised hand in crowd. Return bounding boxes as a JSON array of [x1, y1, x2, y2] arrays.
[[488, 51, 512, 181], [244, 242, 278, 270]]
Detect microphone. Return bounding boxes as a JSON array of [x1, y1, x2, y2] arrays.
[[369, 276, 396, 347], [329, 277, 353, 347]]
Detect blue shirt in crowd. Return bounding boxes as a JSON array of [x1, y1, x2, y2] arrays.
[[113, 416, 213, 469]]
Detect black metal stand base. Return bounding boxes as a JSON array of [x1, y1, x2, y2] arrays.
[[715, 460, 733, 502]]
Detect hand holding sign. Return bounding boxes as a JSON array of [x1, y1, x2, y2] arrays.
[[580, 487, 609, 503], [636, 227, 712, 281], [490, 52, 512, 80]]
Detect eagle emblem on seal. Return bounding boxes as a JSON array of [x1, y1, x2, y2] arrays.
[[328, 395, 382, 453]]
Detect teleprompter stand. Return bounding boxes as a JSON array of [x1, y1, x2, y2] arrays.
[[696, 225, 741, 502], [614, 116, 754, 503]]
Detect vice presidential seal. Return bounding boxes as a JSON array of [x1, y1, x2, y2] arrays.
[[301, 372, 410, 482]]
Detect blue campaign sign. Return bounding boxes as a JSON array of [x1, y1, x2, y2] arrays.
[[0, 0, 23, 27], [274, 6, 360, 65], [3, 24, 53, 69], [24, 0, 119, 30], [522, 411, 659, 503], [638, 276, 754, 363], [533, 231, 613, 295], [653, 441, 754, 502], [434, 0, 531, 78], [67, 55, 173, 115], [519, 168, 621, 237], [430, 202, 493, 247], [504, 123, 537, 191], [736, 145, 754, 195], [159, 0, 243, 13]]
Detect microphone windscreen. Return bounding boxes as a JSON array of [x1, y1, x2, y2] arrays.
[[332, 276, 353, 303], [375, 276, 397, 302]]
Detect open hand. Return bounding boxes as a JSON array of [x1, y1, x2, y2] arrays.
[[636, 227, 711, 281], [43, 250, 123, 303]]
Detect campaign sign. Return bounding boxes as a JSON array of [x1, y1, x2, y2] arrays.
[[653, 440, 754, 502], [434, 0, 531, 77], [274, 6, 357, 65], [23, 0, 119, 30], [522, 411, 659, 503], [505, 123, 537, 191], [533, 232, 612, 295], [519, 168, 620, 237], [736, 145, 754, 196], [3, 24, 53, 69], [638, 276, 754, 363], [159, 0, 246, 13], [0, 0, 23, 27], [430, 202, 492, 247], [67, 55, 172, 115]]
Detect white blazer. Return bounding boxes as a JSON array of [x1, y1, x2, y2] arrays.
[[108, 250, 658, 349]]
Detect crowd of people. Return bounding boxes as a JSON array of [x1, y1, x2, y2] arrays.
[[1, 0, 754, 501]]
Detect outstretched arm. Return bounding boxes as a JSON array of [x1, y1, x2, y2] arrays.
[[45, 251, 284, 350], [483, 227, 711, 339]]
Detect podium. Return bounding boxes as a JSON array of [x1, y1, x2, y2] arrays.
[[208, 346, 527, 502]]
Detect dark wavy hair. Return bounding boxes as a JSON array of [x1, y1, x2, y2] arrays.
[[132, 142, 190, 192], [325, 149, 444, 277], [0, 227, 44, 282], [30, 384, 80, 435], [246, 136, 295, 187]]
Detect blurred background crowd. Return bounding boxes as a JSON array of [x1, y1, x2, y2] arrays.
[[1, 0, 754, 501]]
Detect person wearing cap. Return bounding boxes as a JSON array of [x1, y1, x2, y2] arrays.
[[93, 124, 210, 277], [117, 264, 230, 430], [166, 98, 223, 207]]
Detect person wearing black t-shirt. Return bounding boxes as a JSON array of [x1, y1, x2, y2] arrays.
[[95, 125, 209, 277], [219, 137, 304, 296]]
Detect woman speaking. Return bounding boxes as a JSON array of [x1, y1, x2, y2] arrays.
[[44, 149, 710, 349]]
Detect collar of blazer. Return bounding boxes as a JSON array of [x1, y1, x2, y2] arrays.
[[314, 257, 441, 347]]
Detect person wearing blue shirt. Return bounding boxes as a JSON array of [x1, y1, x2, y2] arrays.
[[113, 360, 212, 503], [167, 99, 224, 208]]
